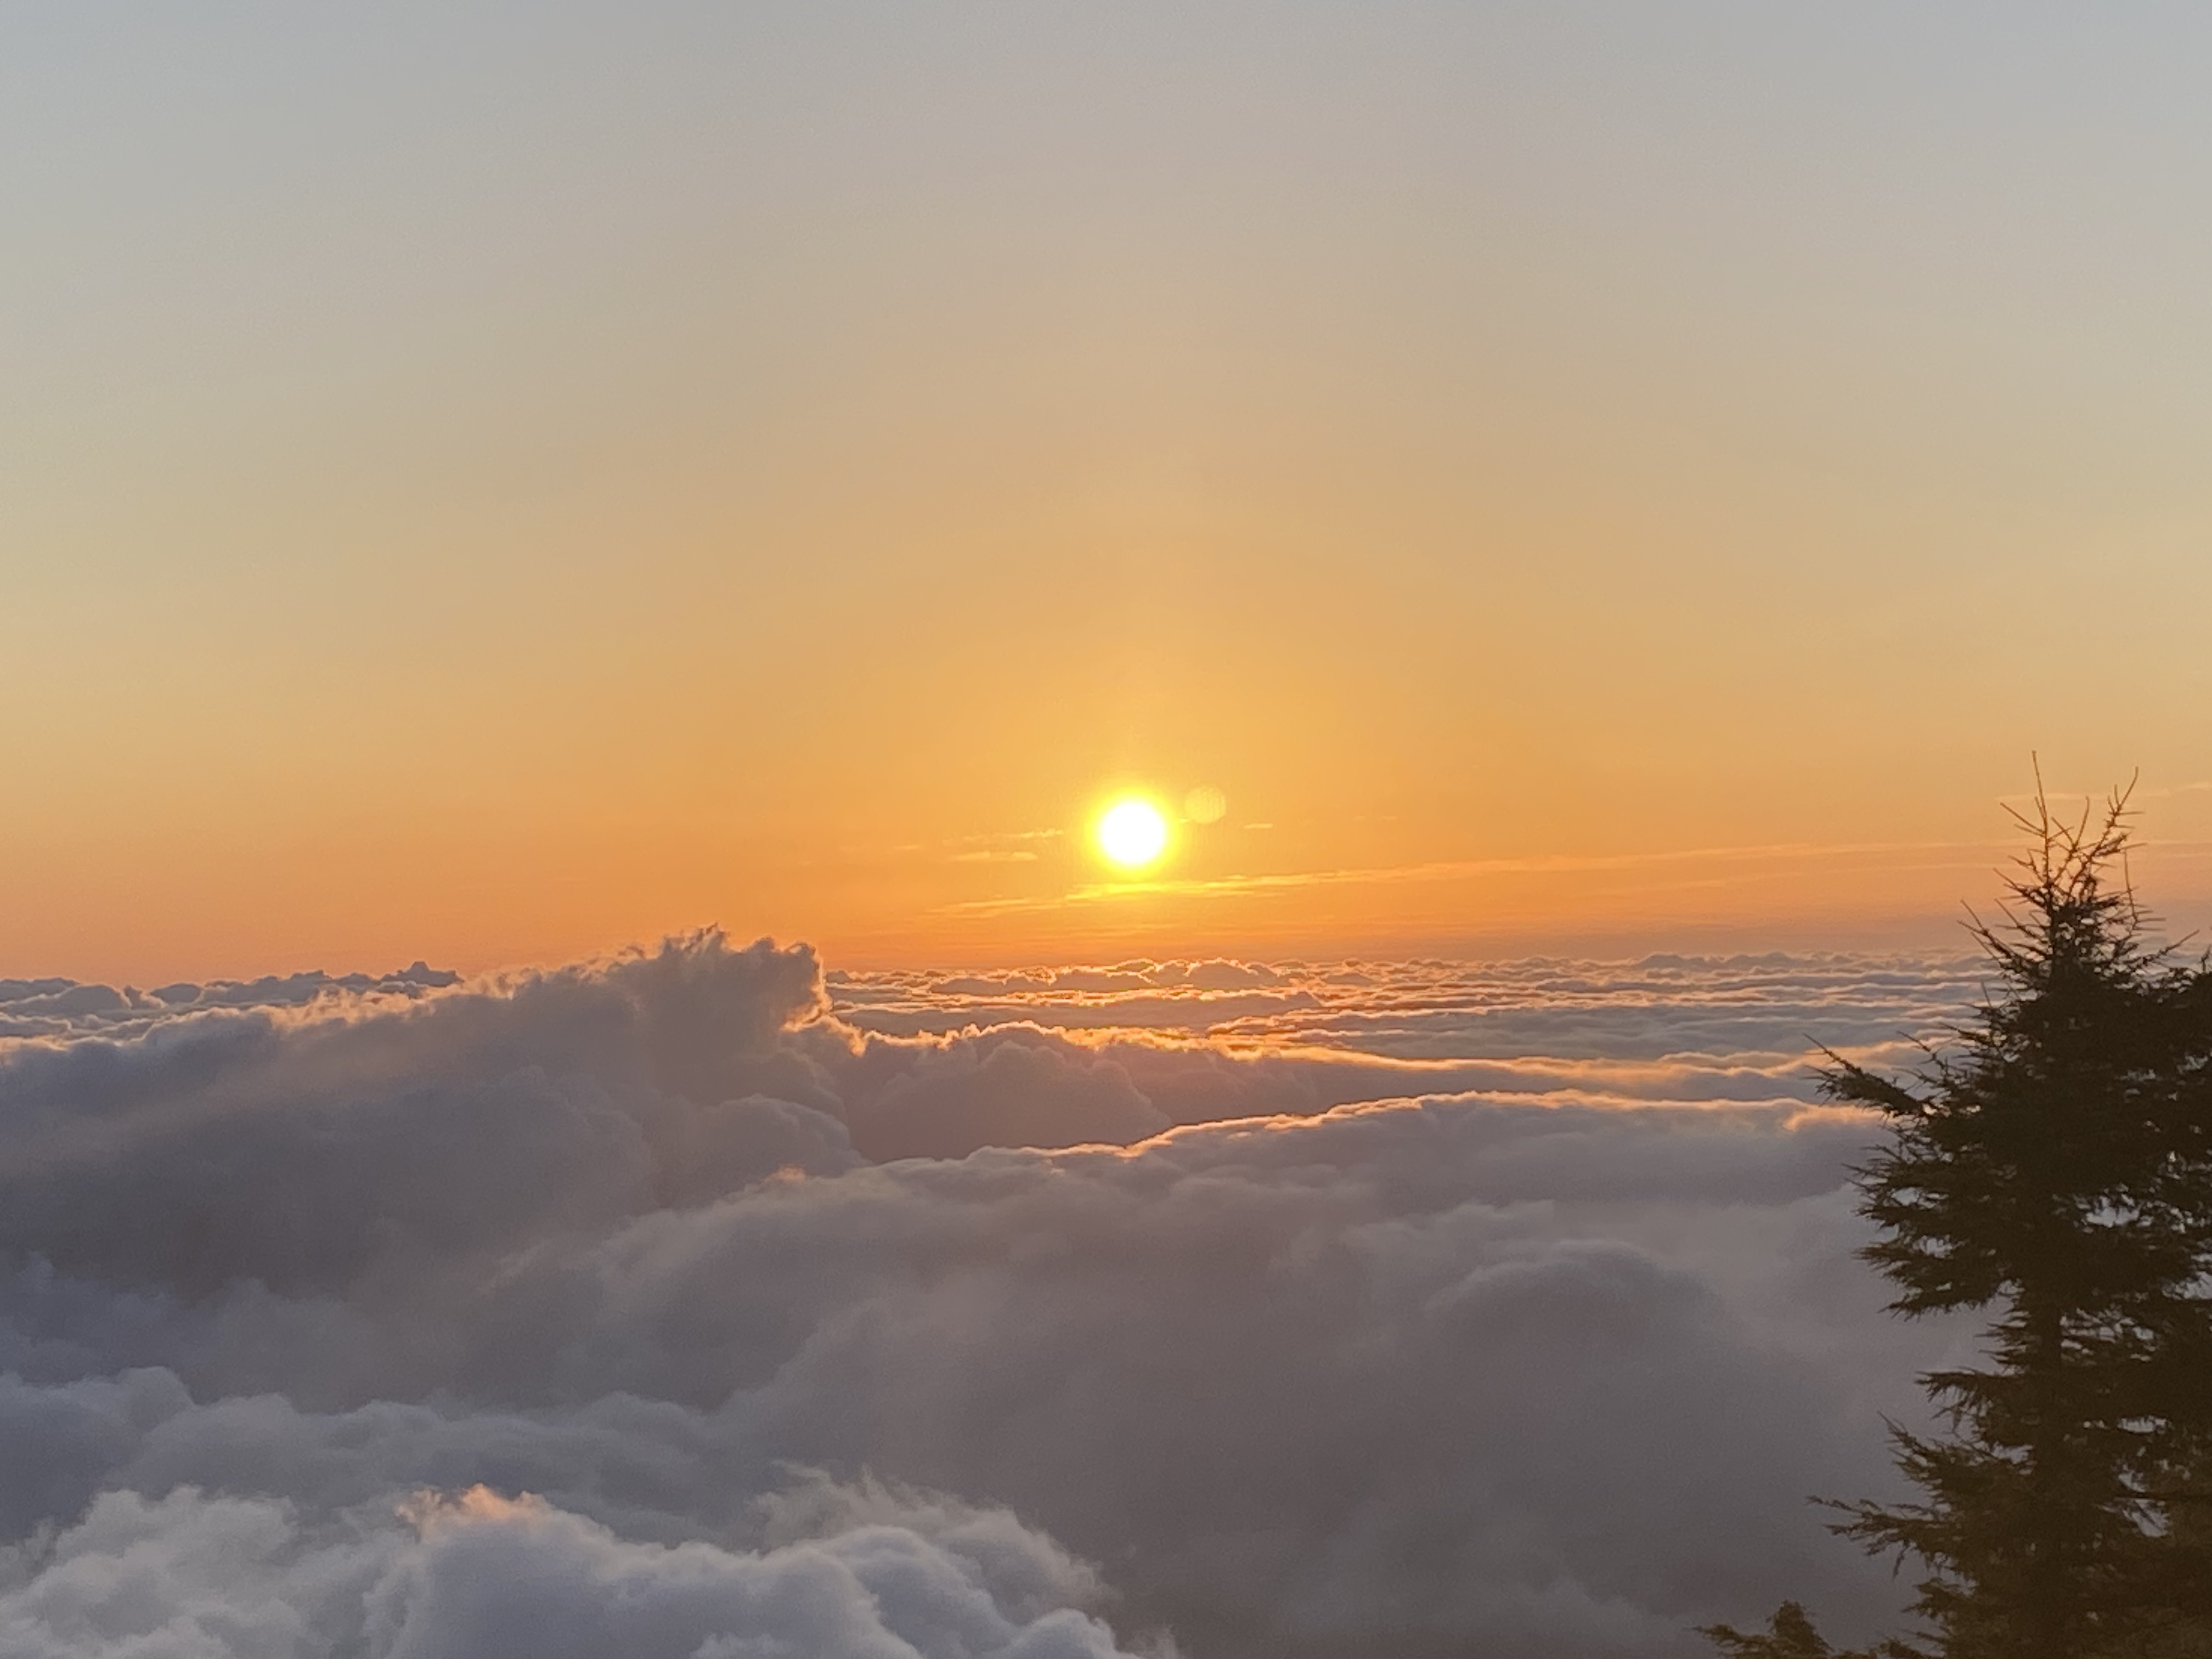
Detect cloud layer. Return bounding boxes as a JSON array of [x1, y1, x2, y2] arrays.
[[0, 1481, 1138, 1659], [0, 934, 1979, 1656]]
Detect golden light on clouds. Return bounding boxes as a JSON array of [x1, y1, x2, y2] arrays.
[[1096, 797, 1171, 870]]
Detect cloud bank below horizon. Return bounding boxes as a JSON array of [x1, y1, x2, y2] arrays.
[[0, 934, 1980, 1656]]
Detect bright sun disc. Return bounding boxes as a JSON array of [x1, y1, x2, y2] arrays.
[[1096, 798, 1170, 868]]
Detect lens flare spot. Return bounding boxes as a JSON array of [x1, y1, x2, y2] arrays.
[[1183, 786, 1227, 825], [1096, 798, 1170, 869]]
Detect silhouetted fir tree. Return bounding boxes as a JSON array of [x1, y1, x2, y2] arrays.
[[1709, 784, 2212, 1659], [1700, 1598, 1914, 1658]]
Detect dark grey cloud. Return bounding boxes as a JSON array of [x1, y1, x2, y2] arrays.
[[0, 934, 1977, 1656], [0, 936, 853, 1297]]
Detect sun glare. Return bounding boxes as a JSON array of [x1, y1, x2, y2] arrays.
[[1096, 797, 1170, 870]]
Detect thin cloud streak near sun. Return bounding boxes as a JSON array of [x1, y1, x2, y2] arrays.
[[936, 836, 2060, 915]]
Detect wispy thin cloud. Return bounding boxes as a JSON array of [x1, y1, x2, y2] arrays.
[[1995, 781, 2212, 805], [935, 838, 2018, 919]]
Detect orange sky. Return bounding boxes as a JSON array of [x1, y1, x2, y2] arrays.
[[7, 5, 2212, 983]]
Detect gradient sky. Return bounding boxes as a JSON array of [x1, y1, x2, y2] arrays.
[[7, 2, 2212, 981]]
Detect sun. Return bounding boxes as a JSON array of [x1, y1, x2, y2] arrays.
[[1095, 797, 1170, 870]]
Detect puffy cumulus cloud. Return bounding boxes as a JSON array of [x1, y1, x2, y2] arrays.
[[834, 952, 1975, 1064], [0, 934, 1987, 1655], [0, 1101, 1960, 1655], [821, 952, 1979, 1156], [0, 1481, 1140, 1659], [2, 936, 1979, 1176], [839, 1037, 1170, 1163], [0, 934, 857, 1297], [0, 934, 1977, 1301], [0, 964, 461, 1043]]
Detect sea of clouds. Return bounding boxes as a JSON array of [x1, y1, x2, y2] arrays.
[[0, 934, 1990, 1657]]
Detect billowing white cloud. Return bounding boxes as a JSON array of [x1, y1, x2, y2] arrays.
[[0, 1481, 1141, 1659], [0, 934, 1979, 1655]]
